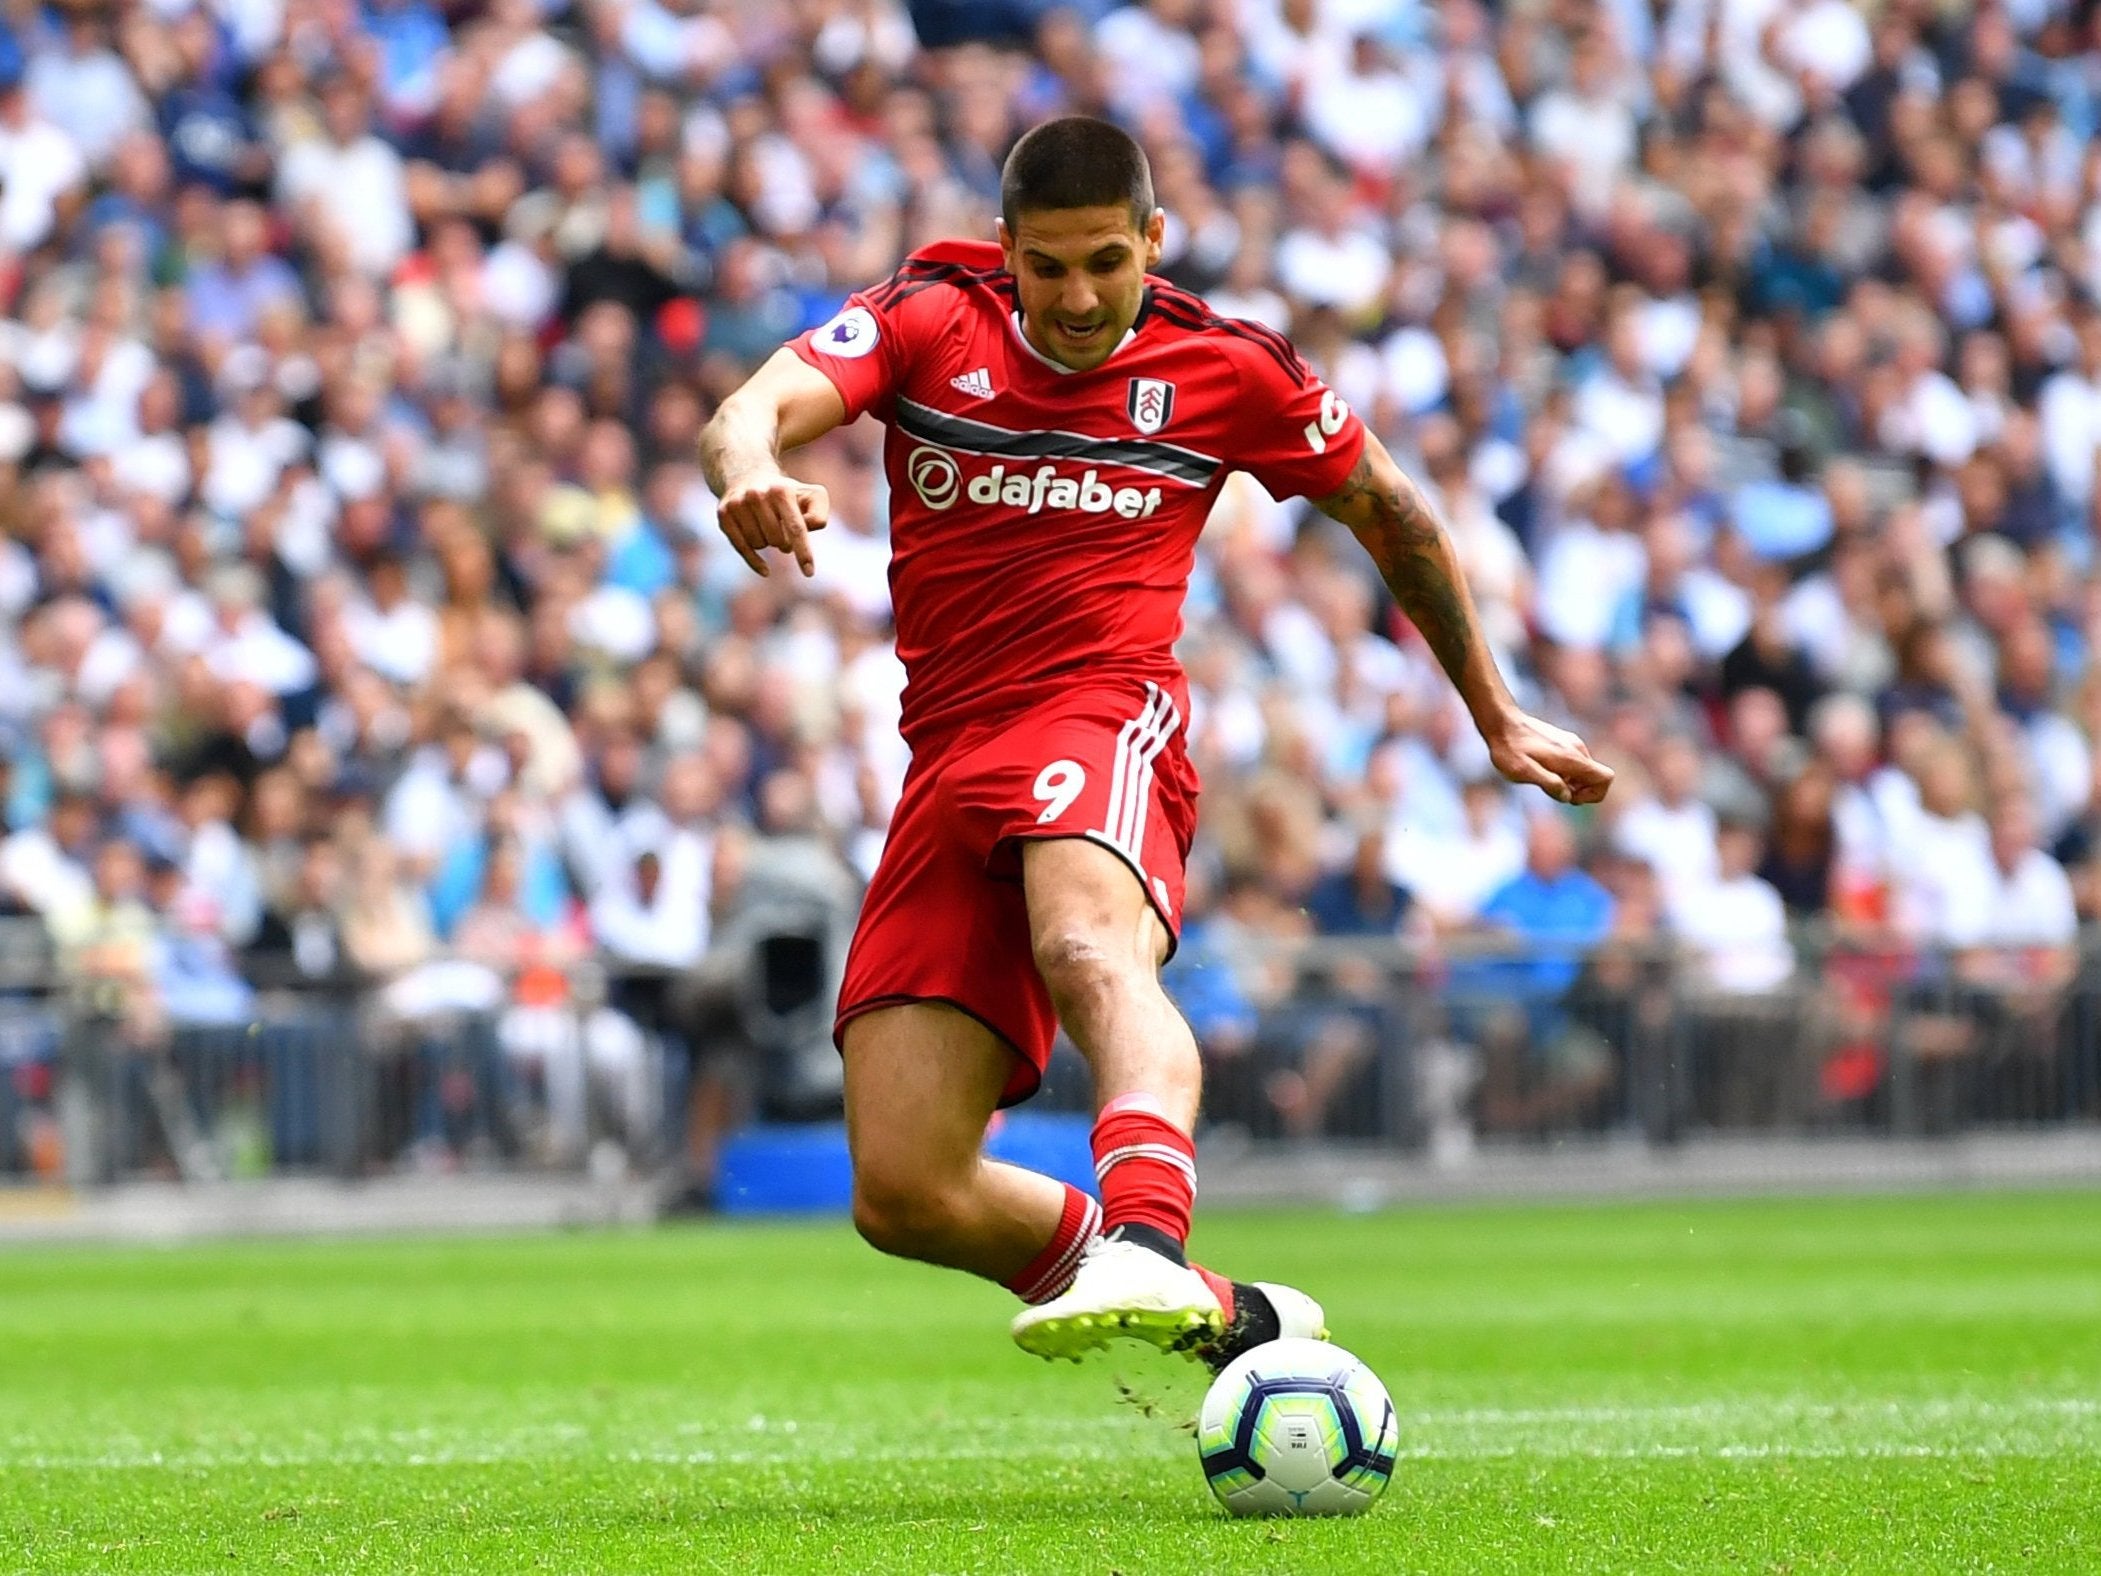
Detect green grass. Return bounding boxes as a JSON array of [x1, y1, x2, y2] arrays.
[[2, 1191, 2098, 1574]]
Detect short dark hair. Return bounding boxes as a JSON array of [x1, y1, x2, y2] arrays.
[[1000, 117, 1155, 234]]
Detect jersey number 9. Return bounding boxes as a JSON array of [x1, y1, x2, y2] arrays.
[[1033, 760, 1086, 824]]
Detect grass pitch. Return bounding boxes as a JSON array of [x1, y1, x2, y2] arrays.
[[2, 1190, 2097, 1574]]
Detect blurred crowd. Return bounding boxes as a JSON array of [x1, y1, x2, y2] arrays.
[[2, 0, 2100, 1162]]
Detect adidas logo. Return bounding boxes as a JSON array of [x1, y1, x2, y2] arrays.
[[950, 367, 994, 399]]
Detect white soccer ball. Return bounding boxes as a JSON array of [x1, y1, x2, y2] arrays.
[[1196, 1337, 1398, 1517]]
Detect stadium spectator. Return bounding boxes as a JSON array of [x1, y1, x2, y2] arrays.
[[1468, 812, 1617, 1005], [1448, 812, 1618, 1134], [1173, 869, 1324, 1140], [1384, 773, 1524, 928], [49, 836, 162, 1041], [0, 58, 89, 256], [1668, 809, 1800, 1124], [185, 201, 303, 347], [341, 830, 504, 1161], [275, 75, 414, 281], [245, 835, 350, 986], [153, 879, 257, 1030], [1888, 739, 1995, 951], [1257, 824, 1422, 1140], [1611, 731, 1720, 902], [1954, 799, 2079, 963], [1759, 762, 1838, 920], [453, 835, 650, 1165]]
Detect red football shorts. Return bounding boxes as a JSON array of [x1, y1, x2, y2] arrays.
[[834, 679, 1198, 1106]]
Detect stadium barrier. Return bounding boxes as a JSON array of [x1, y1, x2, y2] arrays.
[[1, 923, 2098, 1186]]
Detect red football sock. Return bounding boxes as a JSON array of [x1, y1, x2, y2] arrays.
[[1091, 1093, 1198, 1246], [1005, 1183, 1101, 1305]]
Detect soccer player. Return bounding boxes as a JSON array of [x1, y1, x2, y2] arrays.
[[699, 118, 1612, 1369]]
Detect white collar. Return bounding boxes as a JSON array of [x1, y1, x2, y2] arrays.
[[1008, 311, 1136, 374]]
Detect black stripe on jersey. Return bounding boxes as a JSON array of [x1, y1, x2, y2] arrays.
[[1131, 284, 1157, 334], [870, 258, 1001, 289], [881, 273, 1017, 315], [1147, 288, 1307, 380], [1149, 283, 1300, 360], [1150, 297, 1304, 380], [868, 263, 995, 300], [867, 260, 1010, 310], [896, 398, 1221, 487]]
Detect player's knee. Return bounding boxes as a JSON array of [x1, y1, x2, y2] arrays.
[[850, 1164, 963, 1261], [1030, 925, 1135, 1014]]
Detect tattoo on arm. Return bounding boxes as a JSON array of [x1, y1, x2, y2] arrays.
[[1316, 449, 1505, 715]]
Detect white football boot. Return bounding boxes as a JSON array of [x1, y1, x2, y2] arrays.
[[1011, 1236, 1224, 1362]]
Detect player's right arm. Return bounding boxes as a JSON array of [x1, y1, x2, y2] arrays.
[[703, 283, 913, 578], [699, 349, 846, 578]]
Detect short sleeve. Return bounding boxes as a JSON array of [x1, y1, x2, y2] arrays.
[[790, 293, 903, 423], [1227, 344, 1368, 501]]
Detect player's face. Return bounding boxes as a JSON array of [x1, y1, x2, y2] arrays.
[[1000, 204, 1165, 372]]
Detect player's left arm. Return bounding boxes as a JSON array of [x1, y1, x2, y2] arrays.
[[1313, 434, 1613, 806]]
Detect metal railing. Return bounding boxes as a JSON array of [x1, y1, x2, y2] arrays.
[[1089, 928, 2101, 1150], [0, 919, 708, 1184], [2, 921, 2099, 1185]]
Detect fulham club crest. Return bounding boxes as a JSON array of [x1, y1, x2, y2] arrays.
[[1126, 377, 1175, 435]]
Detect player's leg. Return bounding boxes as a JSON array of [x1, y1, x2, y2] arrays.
[[835, 756, 1110, 1307], [928, 681, 1323, 1362], [843, 1000, 1101, 1302], [1025, 835, 1200, 1123], [1009, 836, 1327, 1365]]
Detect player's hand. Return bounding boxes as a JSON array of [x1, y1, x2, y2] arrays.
[[717, 471, 830, 578], [1483, 710, 1614, 806]]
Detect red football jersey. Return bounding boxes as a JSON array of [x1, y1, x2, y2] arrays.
[[789, 239, 1368, 754]]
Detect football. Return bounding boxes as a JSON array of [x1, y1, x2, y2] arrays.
[[1196, 1337, 1399, 1517]]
